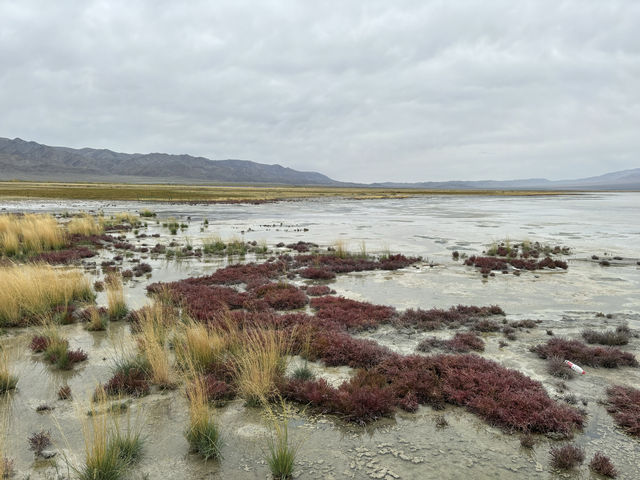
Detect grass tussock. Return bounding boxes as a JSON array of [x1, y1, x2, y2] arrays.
[[106, 274, 127, 320], [86, 306, 108, 331], [233, 328, 292, 406], [0, 263, 93, 326], [264, 400, 299, 480], [77, 390, 144, 480], [0, 213, 66, 257], [185, 376, 222, 460], [67, 214, 104, 236], [0, 349, 18, 394]]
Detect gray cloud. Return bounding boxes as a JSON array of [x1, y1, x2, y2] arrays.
[[1, 0, 638, 182]]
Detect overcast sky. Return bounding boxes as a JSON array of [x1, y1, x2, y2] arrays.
[[1, 1, 638, 182]]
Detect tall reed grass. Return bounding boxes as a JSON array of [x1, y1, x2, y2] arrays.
[[0, 213, 66, 256], [0, 263, 93, 326]]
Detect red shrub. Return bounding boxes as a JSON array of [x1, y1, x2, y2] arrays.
[[282, 373, 396, 424], [67, 349, 88, 364], [292, 253, 420, 274], [445, 333, 485, 352], [549, 444, 584, 470], [374, 355, 444, 408], [29, 335, 50, 352], [252, 283, 308, 310], [472, 319, 501, 332], [531, 339, 638, 368], [33, 247, 96, 264], [309, 330, 393, 369], [605, 385, 640, 437], [201, 375, 236, 402], [286, 241, 318, 252], [335, 375, 395, 424], [396, 305, 504, 330], [310, 296, 396, 330], [103, 368, 150, 397], [438, 354, 584, 435], [306, 285, 332, 296], [299, 267, 336, 280]]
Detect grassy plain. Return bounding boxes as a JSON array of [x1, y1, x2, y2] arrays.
[[0, 181, 575, 203]]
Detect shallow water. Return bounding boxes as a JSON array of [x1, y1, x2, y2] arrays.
[[1, 193, 639, 479]]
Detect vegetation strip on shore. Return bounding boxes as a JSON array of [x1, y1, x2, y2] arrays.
[[0, 181, 578, 203]]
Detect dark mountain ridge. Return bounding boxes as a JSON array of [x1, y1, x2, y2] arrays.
[[1, 137, 638, 189]]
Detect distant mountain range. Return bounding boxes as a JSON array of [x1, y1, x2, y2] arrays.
[[0, 137, 337, 185], [370, 168, 640, 190], [1, 137, 638, 190]]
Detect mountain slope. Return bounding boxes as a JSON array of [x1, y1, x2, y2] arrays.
[[0, 137, 339, 185]]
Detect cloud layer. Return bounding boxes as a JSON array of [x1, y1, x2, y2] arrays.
[[1, 0, 638, 182]]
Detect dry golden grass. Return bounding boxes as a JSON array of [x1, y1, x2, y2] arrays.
[[0, 348, 18, 394], [137, 303, 176, 388], [113, 212, 139, 225], [233, 328, 292, 406], [105, 274, 127, 320], [333, 239, 348, 259], [0, 213, 66, 256], [174, 318, 238, 373], [86, 306, 107, 331], [0, 406, 13, 478], [0, 263, 93, 326], [67, 214, 104, 236], [77, 390, 125, 480], [135, 301, 179, 346]]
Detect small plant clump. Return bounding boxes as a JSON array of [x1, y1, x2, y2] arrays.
[[520, 434, 535, 449], [549, 444, 584, 470], [58, 385, 72, 400], [589, 452, 618, 478], [28, 430, 52, 456]]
